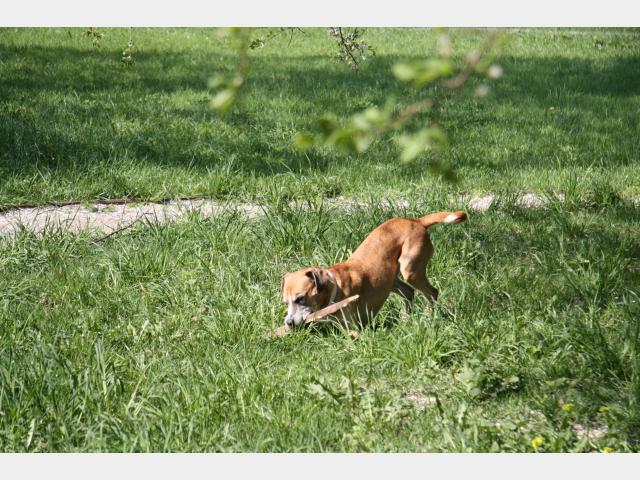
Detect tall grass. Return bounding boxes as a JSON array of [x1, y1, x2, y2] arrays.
[[1, 193, 639, 451]]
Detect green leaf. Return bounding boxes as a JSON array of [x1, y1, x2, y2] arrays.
[[326, 128, 358, 152], [210, 88, 236, 113], [397, 127, 448, 163], [208, 75, 227, 90], [293, 132, 314, 150], [393, 59, 453, 87], [392, 63, 417, 82], [398, 134, 426, 163], [354, 133, 373, 153], [317, 116, 339, 138], [363, 106, 385, 123], [352, 112, 371, 130]]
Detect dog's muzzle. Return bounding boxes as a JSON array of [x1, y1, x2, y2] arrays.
[[285, 305, 314, 328]]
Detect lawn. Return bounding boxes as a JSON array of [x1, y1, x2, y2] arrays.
[[0, 28, 639, 452], [0, 28, 639, 206]]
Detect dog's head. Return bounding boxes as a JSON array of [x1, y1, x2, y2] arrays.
[[281, 267, 333, 328]]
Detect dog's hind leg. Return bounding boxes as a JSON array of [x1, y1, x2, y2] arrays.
[[398, 240, 438, 302], [392, 278, 414, 317], [400, 265, 438, 303]]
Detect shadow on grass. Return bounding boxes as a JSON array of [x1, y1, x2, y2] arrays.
[[0, 43, 638, 181], [1, 44, 638, 97]]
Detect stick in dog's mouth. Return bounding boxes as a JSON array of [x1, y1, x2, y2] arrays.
[[273, 294, 360, 337], [304, 294, 360, 324]]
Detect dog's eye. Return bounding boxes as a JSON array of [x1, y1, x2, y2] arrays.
[[294, 295, 304, 304]]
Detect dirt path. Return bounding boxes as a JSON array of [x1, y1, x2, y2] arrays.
[[0, 199, 264, 238], [0, 192, 631, 239]]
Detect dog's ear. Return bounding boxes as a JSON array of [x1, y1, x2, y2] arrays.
[[280, 273, 289, 295], [305, 268, 328, 294]]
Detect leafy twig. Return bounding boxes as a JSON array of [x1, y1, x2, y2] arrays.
[[85, 28, 104, 48], [295, 30, 505, 179], [121, 27, 134, 65], [327, 27, 375, 70], [249, 27, 305, 50], [209, 28, 253, 113]]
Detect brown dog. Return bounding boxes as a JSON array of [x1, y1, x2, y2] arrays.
[[281, 210, 467, 329]]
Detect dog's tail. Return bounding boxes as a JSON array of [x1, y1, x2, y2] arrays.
[[417, 211, 467, 229]]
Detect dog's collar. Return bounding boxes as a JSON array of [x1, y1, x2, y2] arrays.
[[326, 270, 338, 305]]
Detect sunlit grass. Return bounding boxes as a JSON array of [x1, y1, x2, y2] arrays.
[[0, 27, 639, 452], [1, 193, 639, 451], [0, 28, 639, 207]]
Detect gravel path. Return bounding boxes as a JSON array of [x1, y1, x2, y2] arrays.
[[0, 192, 631, 239]]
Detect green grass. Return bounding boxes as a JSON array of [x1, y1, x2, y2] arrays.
[[1, 28, 640, 452], [0, 28, 639, 206], [1, 194, 639, 452]]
